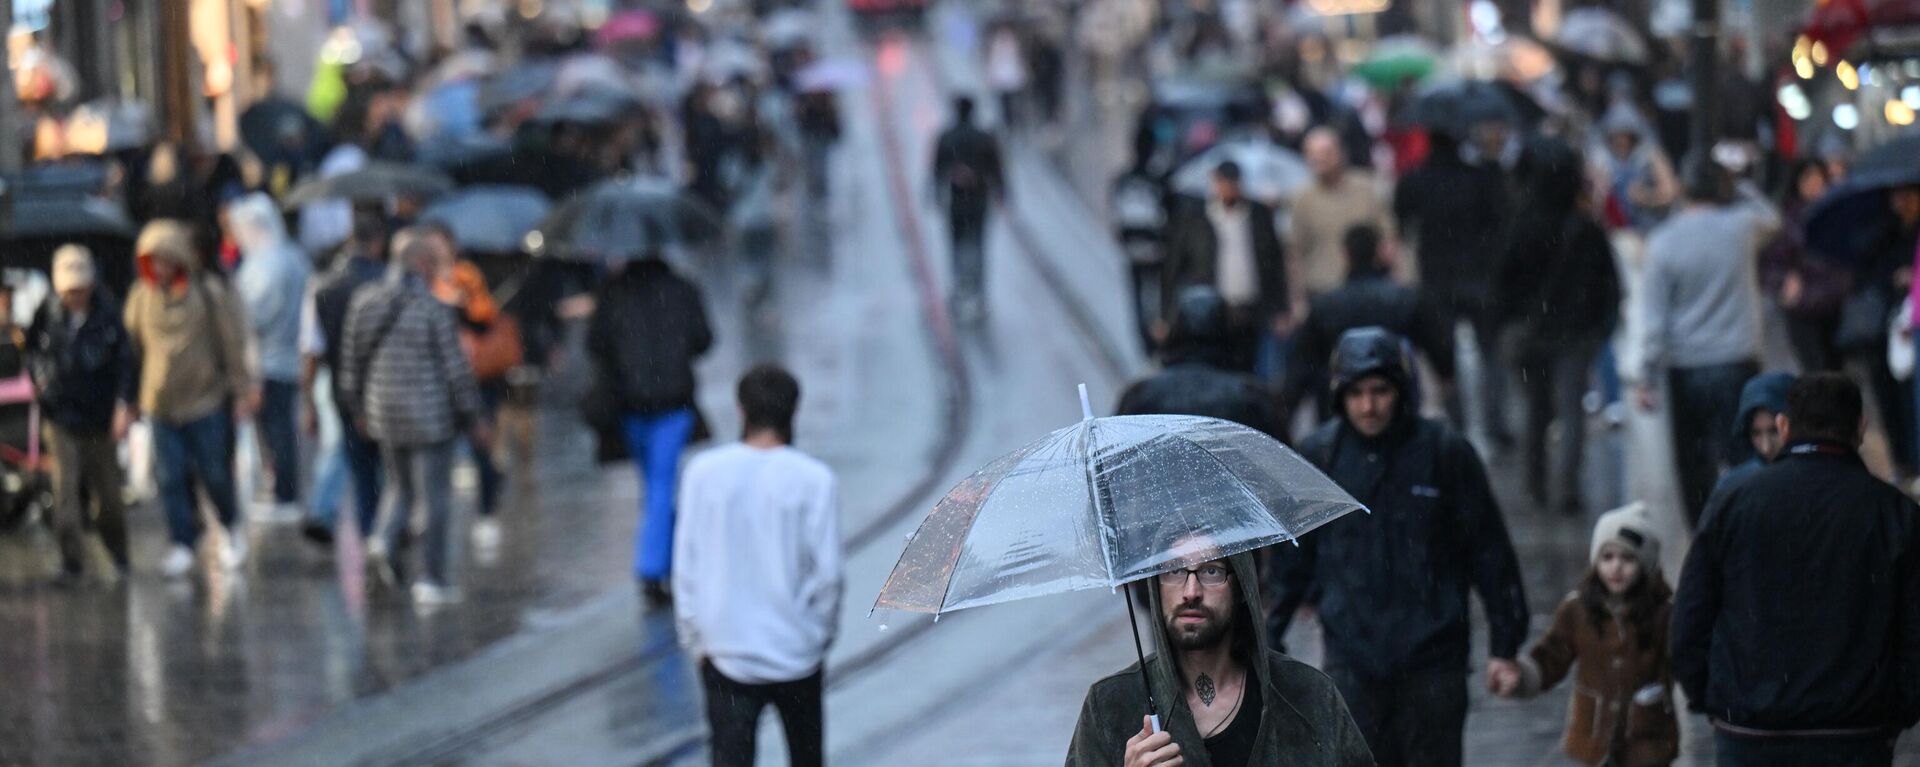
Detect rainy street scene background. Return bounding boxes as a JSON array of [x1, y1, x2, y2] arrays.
[[3, 0, 1920, 764]]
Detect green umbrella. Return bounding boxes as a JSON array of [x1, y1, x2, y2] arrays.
[[1352, 35, 1440, 89]]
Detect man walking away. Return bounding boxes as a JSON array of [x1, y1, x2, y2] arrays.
[[1269, 327, 1529, 766], [1282, 224, 1453, 428], [1116, 285, 1285, 440], [301, 208, 391, 544], [930, 96, 1006, 324], [1673, 373, 1920, 766], [676, 365, 842, 767], [1635, 159, 1780, 528], [340, 226, 487, 607], [125, 220, 257, 578], [27, 245, 136, 583], [229, 192, 311, 519], [586, 252, 712, 607], [1710, 371, 1794, 501], [1161, 161, 1290, 374], [1066, 548, 1372, 766]]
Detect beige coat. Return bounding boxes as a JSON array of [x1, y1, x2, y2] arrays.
[[124, 220, 252, 424], [1287, 169, 1392, 303]]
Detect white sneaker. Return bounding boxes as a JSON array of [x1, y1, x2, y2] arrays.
[[222, 533, 249, 570], [161, 545, 195, 578], [471, 518, 502, 550], [412, 581, 461, 607]]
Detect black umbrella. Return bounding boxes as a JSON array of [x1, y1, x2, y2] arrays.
[[1804, 133, 1920, 267], [1, 195, 137, 297], [280, 162, 456, 208], [239, 98, 326, 164], [531, 87, 644, 126], [420, 185, 551, 254], [1408, 79, 1541, 138], [532, 176, 719, 262]]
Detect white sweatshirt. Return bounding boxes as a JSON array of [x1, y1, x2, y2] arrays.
[[673, 443, 844, 685]]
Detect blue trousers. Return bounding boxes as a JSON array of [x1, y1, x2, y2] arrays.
[[621, 409, 695, 582], [259, 380, 302, 504], [338, 408, 384, 537], [152, 410, 242, 547]]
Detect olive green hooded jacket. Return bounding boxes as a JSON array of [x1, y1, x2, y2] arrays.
[[1065, 552, 1375, 767]]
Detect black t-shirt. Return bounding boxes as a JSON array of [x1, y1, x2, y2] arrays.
[[1203, 678, 1264, 767]]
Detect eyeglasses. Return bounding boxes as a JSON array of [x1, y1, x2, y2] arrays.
[[1157, 565, 1232, 588]]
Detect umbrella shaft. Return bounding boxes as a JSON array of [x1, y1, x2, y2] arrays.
[[1122, 585, 1161, 728]]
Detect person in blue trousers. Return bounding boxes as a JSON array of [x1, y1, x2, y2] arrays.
[[586, 254, 713, 608]]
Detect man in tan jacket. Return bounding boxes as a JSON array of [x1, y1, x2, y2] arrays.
[[125, 220, 257, 578]]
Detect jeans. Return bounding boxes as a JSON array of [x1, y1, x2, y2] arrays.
[[470, 383, 504, 518], [950, 208, 988, 309], [621, 409, 695, 582], [701, 660, 824, 767], [47, 425, 128, 572], [259, 380, 301, 504], [1520, 337, 1603, 510], [152, 410, 242, 548], [1714, 731, 1894, 767], [1470, 311, 1513, 444], [338, 406, 384, 537], [376, 440, 458, 585], [1595, 342, 1622, 407], [1321, 660, 1468, 767], [1668, 360, 1759, 528]]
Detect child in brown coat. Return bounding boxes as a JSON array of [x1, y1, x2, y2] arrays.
[[1494, 503, 1679, 766]]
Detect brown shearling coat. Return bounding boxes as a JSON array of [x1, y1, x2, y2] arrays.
[[1518, 593, 1679, 767]]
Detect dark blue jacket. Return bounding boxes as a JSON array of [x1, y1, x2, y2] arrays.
[[1709, 372, 1796, 503], [313, 253, 387, 378], [25, 290, 137, 435]]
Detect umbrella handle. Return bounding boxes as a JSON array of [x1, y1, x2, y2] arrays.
[[1149, 714, 1163, 734]]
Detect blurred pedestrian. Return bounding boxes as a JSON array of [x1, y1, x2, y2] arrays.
[[930, 97, 1006, 324], [301, 208, 391, 545], [229, 193, 312, 518], [1635, 160, 1780, 528], [1289, 128, 1390, 307], [1116, 285, 1285, 440], [984, 23, 1028, 130], [1591, 104, 1678, 233], [1500, 138, 1621, 515], [675, 365, 842, 767], [421, 223, 511, 549], [1269, 327, 1529, 767], [1161, 161, 1290, 374], [125, 220, 257, 578], [1493, 503, 1678, 767], [340, 226, 487, 606], [26, 245, 136, 583], [1282, 224, 1452, 429], [794, 58, 842, 201], [1066, 551, 1372, 767], [586, 253, 713, 607], [1710, 371, 1795, 501], [1759, 159, 1848, 373], [1673, 373, 1920, 766], [1392, 130, 1507, 429]]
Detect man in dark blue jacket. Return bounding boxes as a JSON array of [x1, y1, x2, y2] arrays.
[[1674, 373, 1920, 765], [301, 208, 389, 543], [26, 245, 138, 581], [1268, 326, 1529, 767]]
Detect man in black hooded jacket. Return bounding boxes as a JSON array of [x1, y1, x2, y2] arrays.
[[1268, 327, 1529, 767], [1116, 285, 1284, 441]]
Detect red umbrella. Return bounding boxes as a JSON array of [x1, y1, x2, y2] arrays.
[[594, 10, 660, 50]]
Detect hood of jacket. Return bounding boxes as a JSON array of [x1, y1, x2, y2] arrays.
[[1329, 326, 1419, 422], [1732, 371, 1795, 443], [1136, 550, 1274, 719], [135, 219, 199, 285], [227, 192, 294, 261]]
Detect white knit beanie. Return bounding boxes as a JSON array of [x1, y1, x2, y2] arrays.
[[1591, 502, 1663, 571]]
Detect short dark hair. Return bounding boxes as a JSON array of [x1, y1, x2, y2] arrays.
[[1681, 156, 1732, 204], [1343, 223, 1381, 272], [1784, 372, 1862, 444], [1213, 160, 1242, 183], [954, 97, 975, 123], [739, 364, 801, 443]]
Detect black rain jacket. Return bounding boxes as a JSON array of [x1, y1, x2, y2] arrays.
[[25, 289, 136, 435], [586, 259, 713, 416]]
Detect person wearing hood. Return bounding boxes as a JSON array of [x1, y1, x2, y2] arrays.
[[1116, 285, 1284, 440], [1065, 547, 1374, 766], [1710, 371, 1794, 502], [1268, 327, 1529, 766], [229, 192, 311, 517], [26, 245, 137, 583], [1591, 103, 1678, 233], [1499, 137, 1622, 515], [125, 219, 258, 578], [1282, 224, 1453, 428]]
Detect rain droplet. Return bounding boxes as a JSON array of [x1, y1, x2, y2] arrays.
[[878, 624, 889, 632]]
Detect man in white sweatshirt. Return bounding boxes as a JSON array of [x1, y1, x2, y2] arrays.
[[674, 364, 842, 767]]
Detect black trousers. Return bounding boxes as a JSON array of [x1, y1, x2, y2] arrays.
[[701, 660, 824, 767], [1668, 360, 1759, 528], [1714, 731, 1894, 767], [1322, 660, 1468, 767]]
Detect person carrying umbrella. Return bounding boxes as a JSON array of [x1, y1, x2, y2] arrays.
[[1066, 542, 1373, 766], [1268, 326, 1529, 767]]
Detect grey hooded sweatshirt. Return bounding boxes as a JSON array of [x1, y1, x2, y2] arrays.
[[1065, 552, 1375, 767]]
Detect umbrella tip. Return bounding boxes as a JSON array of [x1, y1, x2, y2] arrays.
[[1078, 383, 1094, 422]]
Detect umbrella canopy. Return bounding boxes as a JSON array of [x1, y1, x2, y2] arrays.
[[1170, 137, 1311, 204], [478, 62, 561, 116], [419, 185, 551, 254], [595, 10, 662, 50], [532, 176, 720, 262], [1555, 8, 1649, 64], [4, 195, 135, 239], [555, 54, 637, 98], [409, 80, 484, 140], [1409, 78, 1544, 137], [794, 58, 870, 93], [875, 412, 1363, 616], [532, 87, 644, 125], [761, 9, 813, 49], [1804, 133, 1920, 266], [280, 162, 455, 207], [239, 98, 325, 163], [1352, 35, 1440, 89]]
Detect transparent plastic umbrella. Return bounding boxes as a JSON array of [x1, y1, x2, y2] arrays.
[[874, 387, 1365, 724]]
